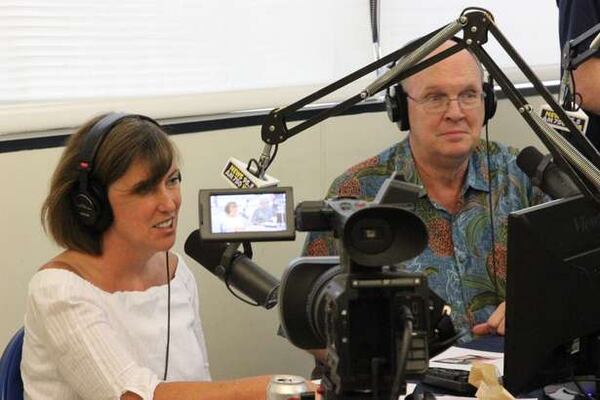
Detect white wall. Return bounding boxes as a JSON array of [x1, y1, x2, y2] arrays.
[[0, 96, 547, 379]]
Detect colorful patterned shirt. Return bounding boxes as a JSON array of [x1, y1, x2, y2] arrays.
[[303, 138, 549, 339]]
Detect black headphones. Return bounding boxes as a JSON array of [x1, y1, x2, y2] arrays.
[[385, 81, 497, 131], [71, 112, 159, 231]]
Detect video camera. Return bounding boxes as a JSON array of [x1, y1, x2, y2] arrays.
[[279, 176, 452, 400], [190, 173, 456, 400], [281, 197, 431, 400]]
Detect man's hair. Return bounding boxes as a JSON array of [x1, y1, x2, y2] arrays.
[[400, 39, 485, 91], [41, 113, 178, 255]]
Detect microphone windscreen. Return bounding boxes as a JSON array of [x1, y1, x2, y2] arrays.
[[516, 146, 544, 178], [516, 146, 580, 199], [184, 230, 228, 272]]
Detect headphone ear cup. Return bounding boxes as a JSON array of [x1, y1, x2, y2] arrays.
[[72, 181, 112, 232], [385, 84, 410, 131], [482, 82, 497, 125], [88, 181, 113, 232], [385, 89, 400, 123], [396, 85, 410, 131]]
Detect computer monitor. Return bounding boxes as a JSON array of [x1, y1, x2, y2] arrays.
[[504, 195, 600, 395]]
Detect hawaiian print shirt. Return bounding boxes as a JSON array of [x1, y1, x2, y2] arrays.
[[302, 138, 549, 340]]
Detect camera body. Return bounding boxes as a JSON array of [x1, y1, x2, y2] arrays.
[[314, 265, 430, 398], [279, 177, 436, 399], [195, 173, 446, 399]]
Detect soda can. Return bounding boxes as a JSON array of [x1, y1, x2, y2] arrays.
[[267, 374, 310, 400]]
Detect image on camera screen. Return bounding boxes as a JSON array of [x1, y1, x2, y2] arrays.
[[209, 192, 288, 234]]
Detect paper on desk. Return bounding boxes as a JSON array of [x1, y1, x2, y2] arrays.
[[429, 346, 504, 374]]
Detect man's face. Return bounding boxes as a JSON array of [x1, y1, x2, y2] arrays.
[[404, 46, 485, 165]]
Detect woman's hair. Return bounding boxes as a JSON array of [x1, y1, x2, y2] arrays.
[[41, 113, 179, 255], [224, 201, 238, 215]]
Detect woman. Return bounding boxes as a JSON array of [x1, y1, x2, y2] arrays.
[[219, 201, 248, 233], [21, 113, 273, 399]]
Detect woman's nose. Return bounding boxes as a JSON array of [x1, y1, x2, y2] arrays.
[[157, 188, 179, 211]]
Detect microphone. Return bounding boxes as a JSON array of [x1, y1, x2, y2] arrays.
[[222, 157, 279, 189], [516, 146, 580, 199], [184, 230, 279, 309]]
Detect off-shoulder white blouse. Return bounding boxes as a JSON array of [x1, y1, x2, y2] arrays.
[[21, 255, 211, 400]]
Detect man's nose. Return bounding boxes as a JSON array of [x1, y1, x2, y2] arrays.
[[444, 98, 466, 119]]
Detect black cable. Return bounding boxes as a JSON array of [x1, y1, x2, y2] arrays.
[[574, 92, 584, 111], [246, 143, 278, 179], [224, 278, 261, 307], [223, 273, 280, 308], [267, 144, 279, 169], [222, 251, 267, 307], [390, 305, 414, 400], [163, 251, 171, 381], [564, 71, 584, 112], [429, 329, 470, 353], [246, 158, 261, 175], [484, 77, 500, 307]]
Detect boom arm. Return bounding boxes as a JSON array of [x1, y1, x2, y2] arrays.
[[257, 7, 600, 204]]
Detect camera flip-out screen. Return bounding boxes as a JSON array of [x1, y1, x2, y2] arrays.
[[198, 187, 295, 242]]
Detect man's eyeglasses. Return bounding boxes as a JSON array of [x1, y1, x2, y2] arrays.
[[406, 90, 485, 113]]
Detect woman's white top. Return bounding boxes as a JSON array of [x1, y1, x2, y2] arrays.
[[21, 255, 211, 400]]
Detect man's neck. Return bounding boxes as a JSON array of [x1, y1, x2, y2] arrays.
[[416, 157, 468, 187], [413, 153, 470, 214]]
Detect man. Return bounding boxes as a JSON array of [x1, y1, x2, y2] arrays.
[[251, 195, 275, 225], [303, 41, 548, 348], [557, 0, 600, 148]]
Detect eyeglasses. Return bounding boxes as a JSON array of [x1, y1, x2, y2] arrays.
[[406, 90, 485, 113]]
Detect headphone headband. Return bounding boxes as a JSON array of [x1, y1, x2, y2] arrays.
[[78, 113, 128, 172], [73, 112, 160, 231], [78, 113, 158, 179]]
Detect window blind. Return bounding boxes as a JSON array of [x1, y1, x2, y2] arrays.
[[379, 2, 560, 84], [0, 0, 373, 135]]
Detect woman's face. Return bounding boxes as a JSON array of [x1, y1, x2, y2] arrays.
[[106, 159, 182, 255], [227, 203, 238, 216]]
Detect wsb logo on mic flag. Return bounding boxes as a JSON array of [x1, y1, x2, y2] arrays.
[[223, 160, 257, 189], [222, 158, 279, 189], [538, 104, 589, 134]]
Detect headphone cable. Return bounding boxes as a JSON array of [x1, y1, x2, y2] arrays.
[[163, 251, 171, 381], [484, 77, 500, 307]]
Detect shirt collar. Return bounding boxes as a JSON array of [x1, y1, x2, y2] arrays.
[[393, 138, 490, 197]]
